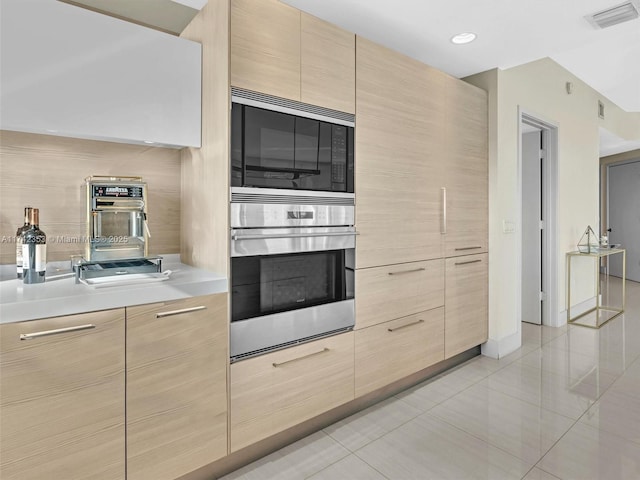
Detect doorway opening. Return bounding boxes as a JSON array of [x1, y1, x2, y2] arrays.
[[519, 110, 559, 328], [607, 159, 640, 282]]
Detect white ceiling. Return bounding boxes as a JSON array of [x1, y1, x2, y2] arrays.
[[59, 0, 640, 156], [283, 0, 640, 114]]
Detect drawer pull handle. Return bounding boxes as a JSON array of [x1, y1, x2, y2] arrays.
[[388, 267, 426, 276], [455, 259, 482, 266], [388, 319, 424, 332], [272, 348, 330, 367], [20, 324, 95, 340], [455, 246, 482, 251], [233, 231, 359, 241], [156, 306, 207, 318]]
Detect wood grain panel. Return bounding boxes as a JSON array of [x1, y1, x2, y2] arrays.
[[355, 308, 444, 397], [126, 294, 228, 480], [231, 0, 300, 100], [230, 332, 354, 452], [444, 79, 488, 257], [356, 259, 444, 329], [355, 37, 446, 268], [301, 13, 355, 113], [0, 309, 125, 480], [445, 253, 488, 358], [180, 0, 229, 275], [0, 130, 180, 264]]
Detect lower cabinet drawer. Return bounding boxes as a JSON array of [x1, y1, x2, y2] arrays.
[[230, 332, 354, 452], [355, 308, 444, 397], [445, 253, 488, 358], [126, 294, 228, 480], [356, 259, 444, 329]]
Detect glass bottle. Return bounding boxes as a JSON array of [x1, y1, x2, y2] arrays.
[[23, 208, 47, 284], [16, 206, 32, 278]]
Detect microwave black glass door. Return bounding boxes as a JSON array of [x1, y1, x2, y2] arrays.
[[231, 104, 353, 192], [231, 250, 351, 322]]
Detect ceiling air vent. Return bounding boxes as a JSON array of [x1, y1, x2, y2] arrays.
[[587, 1, 639, 28]]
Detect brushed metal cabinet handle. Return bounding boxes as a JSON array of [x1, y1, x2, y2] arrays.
[[454, 246, 482, 251], [272, 348, 330, 367], [232, 231, 359, 241], [388, 267, 426, 276], [455, 259, 482, 266], [388, 319, 424, 332], [441, 187, 447, 234], [156, 305, 207, 318], [20, 324, 96, 340]]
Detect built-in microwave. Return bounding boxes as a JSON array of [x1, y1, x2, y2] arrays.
[[231, 88, 355, 193]]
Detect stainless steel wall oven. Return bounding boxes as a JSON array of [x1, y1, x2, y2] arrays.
[[230, 190, 356, 362]]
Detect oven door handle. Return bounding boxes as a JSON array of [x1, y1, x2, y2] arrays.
[[231, 231, 359, 241]]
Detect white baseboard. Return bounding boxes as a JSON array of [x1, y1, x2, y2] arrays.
[[555, 296, 598, 327], [481, 330, 521, 359]]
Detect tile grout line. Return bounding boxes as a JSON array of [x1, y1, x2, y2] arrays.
[[323, 396, 424, 454]]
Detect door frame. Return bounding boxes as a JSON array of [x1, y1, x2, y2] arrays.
[[606, 158, 640, 280], [517, 108, 559, 328]]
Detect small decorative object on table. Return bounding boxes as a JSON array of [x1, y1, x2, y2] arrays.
[[577, 225, 599, 253]]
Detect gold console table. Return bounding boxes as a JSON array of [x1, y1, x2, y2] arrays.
[[566, 248, 625, 329]]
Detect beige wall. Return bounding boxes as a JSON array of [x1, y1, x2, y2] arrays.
[[465, 58, 640, 352], [0, 130, 181, 264]]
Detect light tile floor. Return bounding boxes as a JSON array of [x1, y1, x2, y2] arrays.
[[223, 278, 640, 479]]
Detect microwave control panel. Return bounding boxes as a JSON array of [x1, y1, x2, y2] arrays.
[[331, 125, 347, 185]]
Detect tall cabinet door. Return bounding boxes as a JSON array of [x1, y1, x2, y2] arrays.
[[355, 37, 446, 268], [126, 294, 228, 480], [0, 310, 125, 480], [231, 0, 301, 100], [444, 79, 488, 257]]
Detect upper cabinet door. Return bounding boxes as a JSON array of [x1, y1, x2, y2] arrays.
[[231, 0, 301, 101], [355, 37, 446, 268], [301, 13, 355, 113], [0, 0, 201, 148], [444, 79, 488, 257]]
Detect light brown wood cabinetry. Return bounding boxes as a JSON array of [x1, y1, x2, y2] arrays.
[[445, 253, 488, 358], [301, 13, 355, 113], [444, 79, 488, 257], [231, 0, 301, 100], [355, 259, 444, 329], [126, 294, 228, 480], [0, 310, 125, 480], [230, 332, 354, 452], [230, 1, 356, 111], [355, 36, 447, 268], [355, 308, 444, 397]]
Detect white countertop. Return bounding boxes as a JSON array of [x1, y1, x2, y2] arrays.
[[0, 254, 228, 324]]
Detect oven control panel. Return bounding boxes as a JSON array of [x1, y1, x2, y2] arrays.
[[231, 203, 354, 228]]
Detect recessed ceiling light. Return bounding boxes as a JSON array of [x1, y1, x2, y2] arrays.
[[143, 140, 155, 144], [451, 32, 477, 44]]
